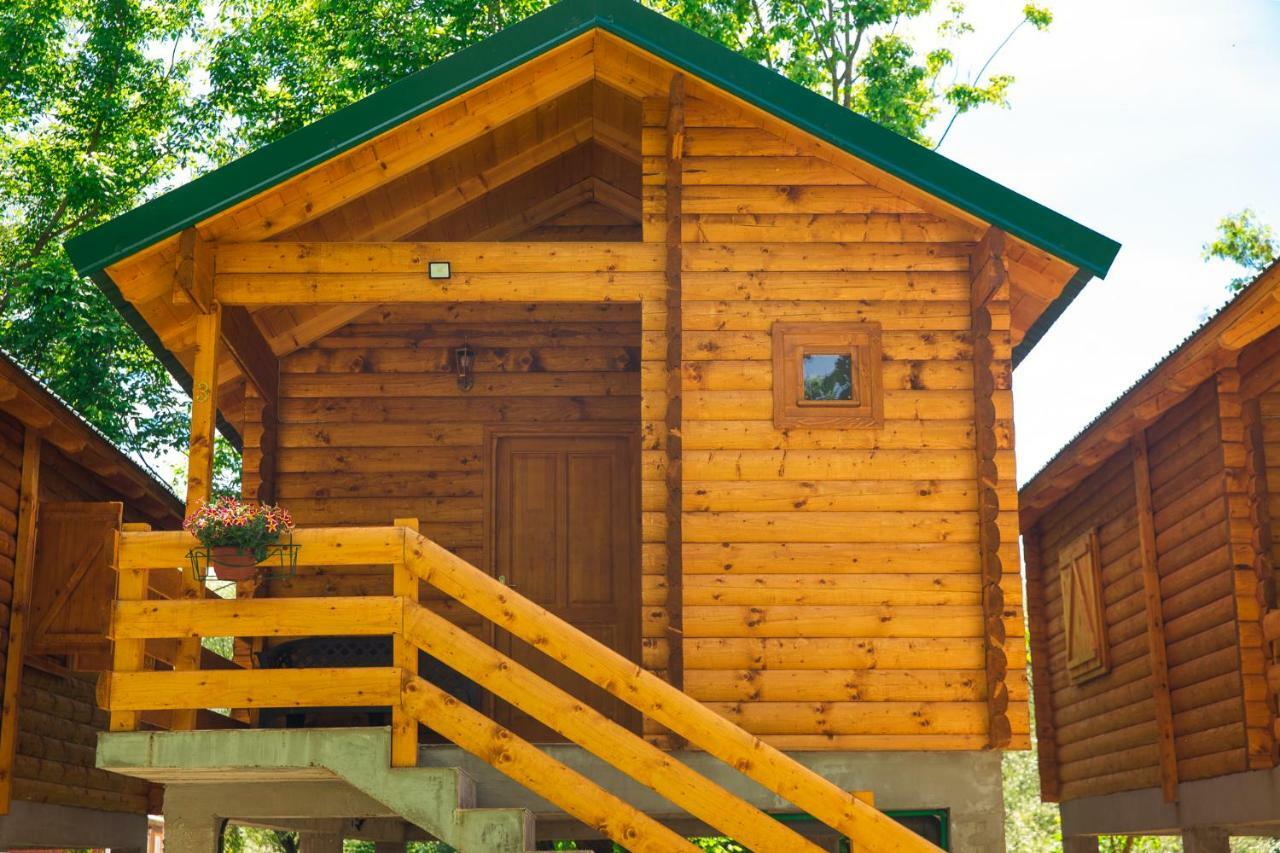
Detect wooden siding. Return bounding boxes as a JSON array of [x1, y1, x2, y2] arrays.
[[0, 412, 154, 813], [640, 88, 1025, 750], [1032, 381, 1249, 801], [246, 301, 644, 636]]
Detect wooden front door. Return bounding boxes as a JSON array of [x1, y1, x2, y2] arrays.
[[488, 428, 640, 740]]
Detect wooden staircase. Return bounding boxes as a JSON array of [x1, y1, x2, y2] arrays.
[[98, 523, 941, 852]]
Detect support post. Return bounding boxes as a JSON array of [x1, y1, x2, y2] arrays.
[[1131, 431, 1179, 800], [392, 517, 420, 767], [663, 73, 686, 696], [1243, 395, 1279, 766], [173, 304, 222, 731], [969, 227, 1010, 748], [0, 429, 39, 812], [1182, 827, 1230, 853], [107, 523, 152, 732]]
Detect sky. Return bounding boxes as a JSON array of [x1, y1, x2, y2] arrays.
[[920, 0, 1280, 482]]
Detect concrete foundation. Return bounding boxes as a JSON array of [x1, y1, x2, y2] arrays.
[[421, 743, 1004, 851], [1059, 762, 1280, 840], [0, 799, 148, 849], [100, 728, 1004, 852]]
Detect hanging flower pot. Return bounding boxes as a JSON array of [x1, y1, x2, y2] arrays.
[[184, 498, 296, 583], [208, 546, 263, 581]]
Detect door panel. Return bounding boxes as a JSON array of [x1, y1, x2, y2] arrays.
[[490, 431, 639, 740]]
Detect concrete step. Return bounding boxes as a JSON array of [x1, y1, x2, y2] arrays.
[[97, 727, 538, 853]]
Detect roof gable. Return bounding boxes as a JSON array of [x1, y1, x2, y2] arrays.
[[65, 0, 1118, 364]]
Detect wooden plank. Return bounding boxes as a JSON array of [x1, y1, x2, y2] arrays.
[[118, 527, 406, 570], [103, 667, 400, 710], [216, 272, 664, 305], [214, 242, 665, 275], [402, 602, 824, 853], [664, 74, 686, 696], [221, 306, 280, 407], [401, 674, 698, 853], [391, 516, 419, 769], [111, 596, 402, 639], [1132, 431, 1180, 801], [0, 430, 38, 812], [108, 524, 150, 733], [406, 533, 940, 853]]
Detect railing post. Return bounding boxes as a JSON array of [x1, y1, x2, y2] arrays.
[[107, 523, 152, 731], [391, 517, 420, 767]]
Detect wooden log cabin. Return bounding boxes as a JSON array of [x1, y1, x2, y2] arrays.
[[0, 351, 186, 850], [1020, 259, 1280, 851], [61, 0, 1118, 849]]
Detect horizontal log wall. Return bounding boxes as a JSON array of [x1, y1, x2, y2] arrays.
[[1034, 381, 1248, 801], [249, 301, 643, 636], [0, 413, 153, 813], [642, 92, 1025, 750]]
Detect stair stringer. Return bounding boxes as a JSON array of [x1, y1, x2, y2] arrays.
[[317, 730, 534, 852]]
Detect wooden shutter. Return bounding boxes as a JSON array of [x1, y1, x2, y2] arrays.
[[1060, 529, 1109, 684], [28, 502, 123, 656]]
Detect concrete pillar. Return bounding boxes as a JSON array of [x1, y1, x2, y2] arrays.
[[162, 812, 221, 852], [1183, 827, 1230, 853], [1062, 837, 1099, 853], [298, 832, 345, 853], [373, 844, 405, 853]]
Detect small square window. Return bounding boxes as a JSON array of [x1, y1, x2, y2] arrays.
[[801, 353, 858, 403], [772, 322, 883, 429]]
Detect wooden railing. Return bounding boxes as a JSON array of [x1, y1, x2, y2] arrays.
[[100, 523, 938, 853]]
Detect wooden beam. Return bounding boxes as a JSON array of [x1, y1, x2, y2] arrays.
[[107, 524, 150, 732], [102, 667, 401, 711], [1131, 431, 1179, 801], [173, 227, 215, 310], [475, 181, 595, 241], [401, 674, 699, 853], [354, 117, 595, 242], [970, 234, 1010, 750], [173, 307, 221, 731], [111, 596, 402, 639], [1022, 529, 1060, 801], [214, 242, 664, 275], [391, 517, 420, 769], [215, 270, 663, 305], [402, 601, 824, 853], [221, 306, 279, 407], [664, 74, 685, 697], [185, 307, 221, 508], [971, 227, 1007, 308], [0, 430, 40, 813], [406, 534, 941, 852]]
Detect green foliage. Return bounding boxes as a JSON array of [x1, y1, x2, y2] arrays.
[[1203, 208, 1278, 293], [0, 0, 211, 471]]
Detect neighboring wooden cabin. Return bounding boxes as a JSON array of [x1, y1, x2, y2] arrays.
[[1021, 260, 1280, 850], [0, 352, 184, 850], [64, 1, 1118, 849]]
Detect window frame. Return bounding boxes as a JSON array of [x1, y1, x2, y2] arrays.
[[771, 321, 884, 429], [1059, 528, 1110, 685]]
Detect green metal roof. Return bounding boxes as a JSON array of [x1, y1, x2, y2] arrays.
[[64, 0, 1119, 367]]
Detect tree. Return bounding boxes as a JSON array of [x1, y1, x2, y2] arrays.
[[0, 0, 241, 491], [1203, 208, 1278, 293], [206, 0, 1052, 155]]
